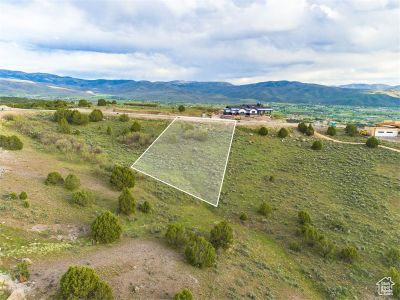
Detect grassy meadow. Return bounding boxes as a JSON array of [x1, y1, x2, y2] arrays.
[[0, 111, 399, 299]]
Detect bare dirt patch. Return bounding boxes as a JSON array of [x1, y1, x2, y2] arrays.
[[28, 238, 199, 299]]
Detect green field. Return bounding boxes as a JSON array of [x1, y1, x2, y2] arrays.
[[0, 111, 399, 299]]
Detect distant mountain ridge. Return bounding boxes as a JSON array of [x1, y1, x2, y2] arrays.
[[0, 69, 398, 107], [339, 83, 400, 90]]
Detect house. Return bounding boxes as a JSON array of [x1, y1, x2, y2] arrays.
[[223, 104, 273, 116], [364, 121, 399, 137], [376, 277, 395, 296]]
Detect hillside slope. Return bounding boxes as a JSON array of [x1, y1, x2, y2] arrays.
[[0, 69, 398, 106]]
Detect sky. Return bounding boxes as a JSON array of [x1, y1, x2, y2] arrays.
[[0, 0, 399, 85]]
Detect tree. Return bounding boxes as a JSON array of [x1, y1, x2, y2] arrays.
[[305, 124, 314, 136], [345, 124, 358, 136], [45, 172, 64, 185], [184, 235, 216, 268], [277, 128, 289, 138], [97, 99, 107, 106], [70, 110, 89, 125], [71, 190, 91, 207], [298, 210, 311, 225], [311, 140, 322, 150], [210, 221, 233, 250], [19, 192, 28, 200], [106, 126, 112, 135], [165, 223, 187, 248], [258, 201, 272, 216], [110, 166, 135, 190], [326, 126, 336, 136], [130, 121, 141, 132], [78, 99, 91, 107], [58, 117, 71, 134], [118, 188, 135, 215], [366, 136, 379, 148], [173, 288, 193, 300], [178, 105, 185, 112], [58, 266, 113, 300], [258, 126, 268, 136], [119, 114, 129, 122], [139, 201, 152, 213], [91, 211, 122, 244], [89, 109, 103, 122], [298, 122, 307, 134], [65, 174, 81, 190]]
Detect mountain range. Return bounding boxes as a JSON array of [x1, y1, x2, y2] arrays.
[[0, 69, 398, 107]]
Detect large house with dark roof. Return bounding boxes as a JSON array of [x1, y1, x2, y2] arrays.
[[223, 104, 273, 116]]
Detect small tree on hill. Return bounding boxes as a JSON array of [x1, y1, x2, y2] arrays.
[[298, 122, 307, 134], [345, 124, 358, 136], [45, 172, 64, 185], [78, 99, 91, 107], [106, 126, 112, 135], [97, 99, 107, 106], [130, 121, 141, 132], [0, 135, 23, 150], [326, 126, 336, 136], [58, 266, 113, 300], [89, 109, 103, 122], [258, 201, 272, 217], [305, 124, 314, 136], [58, 117, 71, 134], [65, 174, 81, 190], [166, 223, 187, 248], [277, 128, 289, 138], [110, 166, 135, 190], [118, 188, 135, 215], [19, 191, 28, 200], [366, 136, 379, 148], [173, 288, 193, 300], [210, 220, 233, 250], [71, 190, 91, 206], [311, 140, 322, 150], [178, 105, 185, 112], [184, 235, 216, 268], [258, 126, 268, 136], [139, 201, 152, 213], [91, 211, 122, 244], [340, 246, 358, 263]]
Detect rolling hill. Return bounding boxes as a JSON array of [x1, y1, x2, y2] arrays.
[[0, 69, 398, 106]]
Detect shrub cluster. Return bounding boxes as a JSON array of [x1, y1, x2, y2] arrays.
[[139, 201, 152, 213], [65, 174, 81, 190], [130, 121, 141, 132], [277, 128, 289, 138], [110, 166, 135, 190], [71, 190, 92, 207], [345, 124, 358, 136], [58, 266, 113, 300], [311, 140, 322, 150], [53, 109, 89, 125], [258, 126, 268, 136], [45, 172, 64, 185], [58, 118, 71, 134], [209, 221, 233, 250], [89, 109, 104, 122], [118, 132, 151, 147], [0, 135, 23, 150], [326, 126, 336, 136], [258, 201, 272, 217], [166, 224, 188, 248], [118, 188, 135, 215], [173, 288, 193, 300], [366, 136, 379, 148], [119, 114, 130, 122], [178, 105, 185, 112], [339, 246, 358, 263], [297, 122, 314, 136], [19, 191, 28, 200], [91, 211, 122, 244], [78, 99, 91, 107]]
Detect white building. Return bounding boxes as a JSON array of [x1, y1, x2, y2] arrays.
[[365, 125, 399, 137]]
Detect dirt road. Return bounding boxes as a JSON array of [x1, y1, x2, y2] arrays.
[[28, 238, 198, 300]]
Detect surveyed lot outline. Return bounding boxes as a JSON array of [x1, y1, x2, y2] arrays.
[[131, 116, 236, 207]]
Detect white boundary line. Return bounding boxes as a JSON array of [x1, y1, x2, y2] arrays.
[[130, 116, 236, 207], [216, 120, 237, 207]]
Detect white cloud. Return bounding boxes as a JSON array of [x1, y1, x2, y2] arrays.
[[0, 0, 398, 85]]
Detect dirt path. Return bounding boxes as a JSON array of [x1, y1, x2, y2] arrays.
[[28, 238, 199, 300], [315, 132, 400, 153]]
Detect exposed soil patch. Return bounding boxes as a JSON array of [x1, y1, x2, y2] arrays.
[[28, 238, 199, 299]]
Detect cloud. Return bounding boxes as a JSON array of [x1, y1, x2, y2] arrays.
[[0, 0, 398, 85]]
